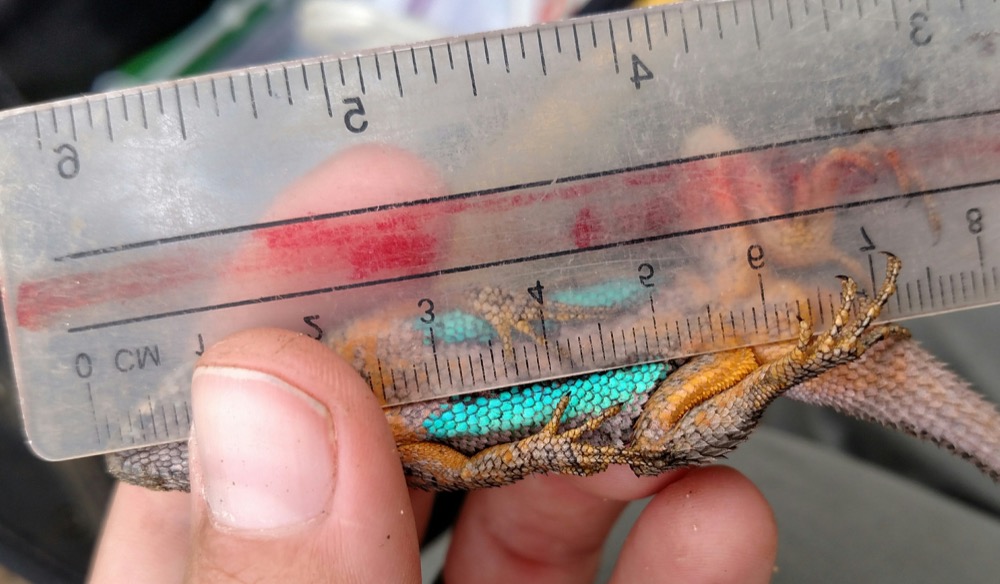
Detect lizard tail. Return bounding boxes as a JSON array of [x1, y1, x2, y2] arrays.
[[783, 335, 1000, 482]]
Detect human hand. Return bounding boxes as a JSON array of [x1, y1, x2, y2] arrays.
[[89, 147, 777, 583]]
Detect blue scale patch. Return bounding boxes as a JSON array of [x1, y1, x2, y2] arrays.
[[422, 362, 671, 440], [549, 280, 646, 307], [418, 310, 496, 345]]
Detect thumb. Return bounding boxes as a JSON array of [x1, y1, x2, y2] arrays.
[[186, 328, 420, 582]]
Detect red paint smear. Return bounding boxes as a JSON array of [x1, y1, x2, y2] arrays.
[[16, 256, 204, 330], [13, 143, 908, 332]]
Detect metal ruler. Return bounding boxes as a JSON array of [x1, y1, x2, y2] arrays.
[[1, 0, 999, 462]]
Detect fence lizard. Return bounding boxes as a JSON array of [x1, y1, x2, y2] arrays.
[[106, 253, 1000, 491]]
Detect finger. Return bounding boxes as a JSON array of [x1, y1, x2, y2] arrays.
[[187, 328, 421, 583], [610, 466, 777, 584], [442, 468, 686, 584], [88, 484, 190, 583]]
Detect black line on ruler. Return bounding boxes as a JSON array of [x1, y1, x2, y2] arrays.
[[104, 96, 114, 141], [502, 34, 510, 72], [732, 0, 740, 25], [429, 46, 438, 83], [139, 91, 148, 127], [555, 26, 562, 52], [51, 107, 57, 133], [644, 13, 653, 49], [573, 23, 581, 60], [356, 56, 366, 94], [482, 37, 490, 64], [70, 104, 77, 140], [374, 54, 382, 80], [338, 58, 345, 85], [33, 110, 41, 149], [429, 327, 442, 386], [247, 74, 258, 118], [519, 32, 526, 59], [175, 85, 186, 140], [786, 0, 795, 28], [750, 0, 762, 49], [591, 20, 597, 47], [392, 50, 404, 97], [320, 62, 333, 116], [228, 76, 236, 102], [820, 0, 830, 31], [716, 3, 724, 38], [156, 87, 164, 114], [266, 69, 274, 96], [465, 40, 478, 96], [537, 29, 547, 75], [411, 47, 418, 74], [86, 383, 100, 442], [55, 108, 1000, 262], [301, 62, 309, 90], [86, 99, 94, 128], [627, 16, 633, 42], [609, 19, 619, 73], [447, 42, 454, 69], [211, 79, 220, 115], [680, 10, 689, 52], [926, 266, 935, 307], [283, 65, 293, 105]]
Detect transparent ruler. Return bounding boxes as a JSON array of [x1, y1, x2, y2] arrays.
[[1, 0, 999, 461]]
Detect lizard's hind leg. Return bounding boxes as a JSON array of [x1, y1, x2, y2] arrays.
[[622, 253, 906, 475]]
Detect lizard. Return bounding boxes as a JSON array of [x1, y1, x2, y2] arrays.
[[105, 253, 1000, 491]]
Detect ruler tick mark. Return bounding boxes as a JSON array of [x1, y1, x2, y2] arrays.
[[447, 42, 454, 69], [572, 23, 581, 60], [139, 91, 148, 128], [69, 105, 77, 140], [698, 4, 705, 29], [175, 85, 186, 140], [192, 81, 200, 107], [320, 61, 333, 116], [429, 46, 438, 83], [338, 58, 345, 86], [265, 69, 273, 96], [156, 87, 164, 114], [283, 66, 293, 105], [392, 50, 403, 97], [716, 4, 725, 38], [228, 75, 236, 102], [644, 13, 652, 50], [356, 56, 366, 94], [627, 16, 634, 43], [786, 0, 795, 28], [246, 74, 258, 118], [732, 1, 740, 25], [820, 0, 830, 31], [502, 35, 510, 71], [537, 29, 547, 75], [681, 11, 690, 52], [104, 96, 114, 141], [210, 79, 220, 116], [591, 21, 597, 47], [482, 37, 490, 64], [50, 108, 58, 133], [301, 62, 309, 90], [411, 47, 418, 74], [555, 26, 562, 52], [750, 0, 762, 49], [465, 40, 478, 96], [609, 20, 619, 73], [519, 32, 526, 59], [32, 110, 41, 149]]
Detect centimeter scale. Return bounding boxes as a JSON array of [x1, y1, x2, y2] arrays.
[[0, 0, 998, 462]]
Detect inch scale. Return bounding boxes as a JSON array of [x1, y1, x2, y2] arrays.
[[0, 0, 998, 462]]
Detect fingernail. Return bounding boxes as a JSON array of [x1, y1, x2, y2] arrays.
[[192, 366, 335, 531]]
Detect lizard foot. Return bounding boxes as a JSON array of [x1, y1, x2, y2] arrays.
[[621, 253, 904, 474]]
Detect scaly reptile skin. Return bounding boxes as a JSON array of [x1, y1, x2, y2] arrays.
[[106, 255, 1000, 491]]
